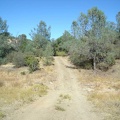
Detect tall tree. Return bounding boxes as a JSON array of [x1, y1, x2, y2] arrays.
[[30, 21, 51, 57], [87, 7, 106, 69], [30, 20, 51, 40], [115, 12, 120, 58], [0, 17, 8, 34], [69, 7, 117, 70], [88, 7, 106, 38], [71, 21, 79, 39], [0, 17, 13, 64], [78, 12, 88, 38], [17, 34, 28, 52], [116, 11, 120, 33]]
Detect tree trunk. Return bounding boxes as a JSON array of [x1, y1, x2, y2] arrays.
[[93, 55, 96, 70]]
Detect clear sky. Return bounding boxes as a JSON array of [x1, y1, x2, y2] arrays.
[[0, 0, 120, 39]]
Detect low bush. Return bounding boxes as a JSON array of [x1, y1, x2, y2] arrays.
[[0, 111, 6, 119], [0, 58, 7, 65], [97, 62, 109, 71], [0, 80, 4, 87], [0, 58, 4, 65], [55, 105, 65, 111], [105, 53, 115, 66], [21, 71, 26, 75], [6, 52, 16, 63], [13, 52, 26, 68], [43, 56, 54, 66], [70, 53, 92, 69], [56, 51, 67, 56], [25, 56, 39, 73]]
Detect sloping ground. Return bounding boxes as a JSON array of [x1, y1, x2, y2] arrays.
[[3, 57, 103, 120]]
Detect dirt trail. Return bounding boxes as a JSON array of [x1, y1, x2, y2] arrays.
[[5, 57, 103, 120]]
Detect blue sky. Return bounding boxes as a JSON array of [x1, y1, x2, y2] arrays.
[[0, 0, 120, 39]]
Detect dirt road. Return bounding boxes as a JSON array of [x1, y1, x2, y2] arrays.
[[5, 57, 103, 120]]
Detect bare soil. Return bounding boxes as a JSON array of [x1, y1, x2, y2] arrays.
[[3, 57, 104, 120]]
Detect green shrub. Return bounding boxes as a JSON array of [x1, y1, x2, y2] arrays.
[[0, 80, 4, 87], [6, 52, 17, 62], [13, 52, 26, 68], [0, 58, 3, 65], [56, 51, 67, 56], [55, 105, 65, 111], [70, 53, 92, 69], [105, 53, 115, 66], [25, 56, 39, 73], [97, 62, 109, 71], [0, 111, 6, 119], [0, 58, 7, 65], [43, 56, 54, 66], [21, 71, 26, 75]]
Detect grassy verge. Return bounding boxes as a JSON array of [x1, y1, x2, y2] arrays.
[[88, 91, 120, 120], [0, 84, 48, 105], [0, 64, 50, 119], [79, 64, 120, 120]]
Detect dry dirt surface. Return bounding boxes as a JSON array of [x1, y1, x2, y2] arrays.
[[4, 57, 103, 120]]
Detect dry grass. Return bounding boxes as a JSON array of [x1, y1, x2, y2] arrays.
[[0, 111, 6, 119], [79, 60, 120, 120], [55, 105, 65, 111], [59, 94, 71, 100], [0, 63, 52, 119], [56, 94, 71, 112]]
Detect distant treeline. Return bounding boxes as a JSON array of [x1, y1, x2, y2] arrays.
[[0, 7, 120, 71]]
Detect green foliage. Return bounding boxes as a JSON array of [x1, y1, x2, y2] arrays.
[[105, 53, 115, 66], [116, 11, 120, 33], [0, 17, 8, 34], [71, 21, 79, 38], [17, 34, 28, 52], [68, 7, 117, 71], [6, 51, 16, 63], [25, 56, 39, 73], [0, 17, 15, 65], [53, 30, 74, 56], [30, 21, 52, 58], [30, 20, 51, 40], [97, 62, 109, 71], [13, 52, 26, 68], [43, 43, 54, 65], [78, 12, 88, 38], [0, 35, 13, 58], [56, 51, 67, 56], [55, 105, 65, 111], [24, 41, 34, 54], [69, 40, 92, 69], [0, 111, 6, 119], [88, 7, 106, 38], [0, 80, 4, 87], [21, 71, 26, 75]]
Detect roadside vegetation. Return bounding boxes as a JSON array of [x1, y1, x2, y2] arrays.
[[78, 60, 120, 120], [54, 8, 120, 71], [0, 63, 53, 119]]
